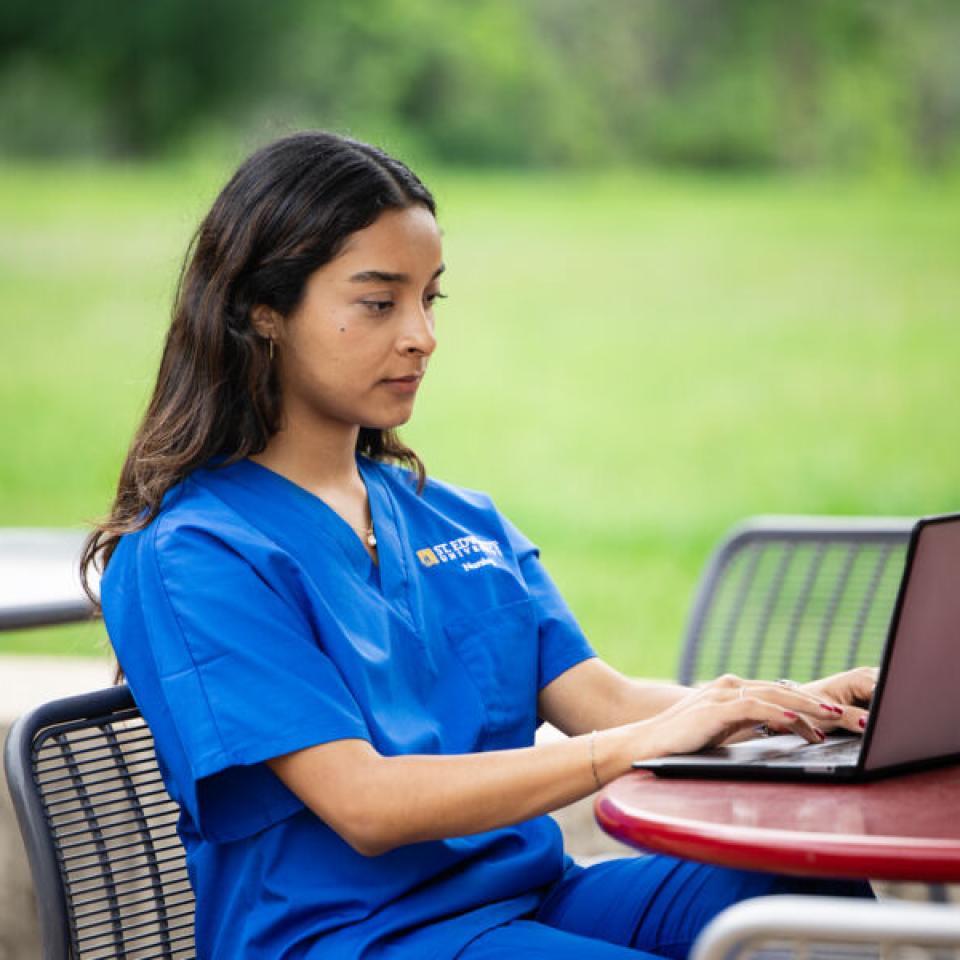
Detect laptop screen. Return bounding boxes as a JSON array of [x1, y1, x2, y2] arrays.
[[864, 516, 960, 772]]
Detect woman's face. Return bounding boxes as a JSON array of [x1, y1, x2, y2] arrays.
[[268, 204, 444, 434]]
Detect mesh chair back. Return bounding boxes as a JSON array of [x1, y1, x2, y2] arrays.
[[4, 685, 195, 960], [678, 517, 916, 686]]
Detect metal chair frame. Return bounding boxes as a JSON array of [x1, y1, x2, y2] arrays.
[[691, 894, 960, 960]]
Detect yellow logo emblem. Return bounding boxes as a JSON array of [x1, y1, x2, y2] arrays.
[[416, 548, 440, 567]]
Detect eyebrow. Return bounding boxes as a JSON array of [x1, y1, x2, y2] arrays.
[[349, 264, 446, 284]]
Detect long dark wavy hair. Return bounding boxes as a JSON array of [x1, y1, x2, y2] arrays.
[[81, 131, 435, 604]]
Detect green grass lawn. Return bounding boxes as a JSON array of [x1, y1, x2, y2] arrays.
[[2, 162, 958, 677]]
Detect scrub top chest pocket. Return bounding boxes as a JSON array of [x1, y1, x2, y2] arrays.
[[443, 598, 539, 750]]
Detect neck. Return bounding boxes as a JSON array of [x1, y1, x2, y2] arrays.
[[251, 417, 363, 495]]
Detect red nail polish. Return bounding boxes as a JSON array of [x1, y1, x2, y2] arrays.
[[832, 705, 844, 715], [819, 703, 834, 712], [783, 710, 799, 720], [815, 728, 826, 741], [859, 716, 867, 729]]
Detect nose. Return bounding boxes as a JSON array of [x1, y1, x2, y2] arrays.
[[397, 304, 437, 358]]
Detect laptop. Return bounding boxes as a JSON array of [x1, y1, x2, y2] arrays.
[[637, 513, 960, 782]]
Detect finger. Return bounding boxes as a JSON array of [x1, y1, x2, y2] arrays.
[[786, 682, 869, 734], [849, 671, 878, 706], [841, 666, 878, 701], [735, 683, 844, 722], [733, 696, 825, 744], [814, 678, 871, 732], [830, 674, 877, 731], [770, 706, 826, 744], [779, 685, 847, 719], [831, 704, 871, 734]]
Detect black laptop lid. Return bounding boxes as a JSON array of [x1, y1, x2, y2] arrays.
[[863, 515, 960, 772]]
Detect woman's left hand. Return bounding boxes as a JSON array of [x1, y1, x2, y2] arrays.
[[800, 666, 878, 734]]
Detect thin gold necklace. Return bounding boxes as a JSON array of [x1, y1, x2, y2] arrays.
[[347, 493, 376, 547]]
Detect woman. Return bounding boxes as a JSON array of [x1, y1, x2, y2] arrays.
[[84, 131, 873, 960]]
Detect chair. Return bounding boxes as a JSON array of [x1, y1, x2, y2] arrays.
[[678, 516, 915, 686], [4, 684, 195, 959], [690, 894, 960, 960]]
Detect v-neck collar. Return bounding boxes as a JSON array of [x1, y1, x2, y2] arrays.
[[212, 457, 414, 625], [356, 456, 414, 616], [228, 458, 373, 576]]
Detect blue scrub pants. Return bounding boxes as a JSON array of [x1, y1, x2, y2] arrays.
[[457, 855, 873, 959]]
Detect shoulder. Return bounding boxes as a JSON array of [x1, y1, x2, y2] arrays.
[[105, 469, 281, 590], [101, 469, 312, 658]]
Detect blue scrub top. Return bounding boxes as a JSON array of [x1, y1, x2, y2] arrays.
[[101, 456, 596, 959]]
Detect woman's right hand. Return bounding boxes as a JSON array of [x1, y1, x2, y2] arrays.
[[615, 674, 842, 765]]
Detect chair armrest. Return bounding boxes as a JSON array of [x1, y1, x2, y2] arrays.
[[691, 894, 960, 960]]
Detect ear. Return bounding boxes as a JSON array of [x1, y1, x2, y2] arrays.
[[250, 304, 282, 342]]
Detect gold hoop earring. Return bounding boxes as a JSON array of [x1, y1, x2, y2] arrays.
[[268, 338, 275, 362]]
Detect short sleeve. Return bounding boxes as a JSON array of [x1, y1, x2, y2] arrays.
[[500, 516, 596, 689], [108, 519, 371, 843]]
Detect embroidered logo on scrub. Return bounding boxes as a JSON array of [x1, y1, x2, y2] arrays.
[[416, 536, 503, 572]]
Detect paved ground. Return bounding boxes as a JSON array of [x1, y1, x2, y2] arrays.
[[0, 654, 113, 723]]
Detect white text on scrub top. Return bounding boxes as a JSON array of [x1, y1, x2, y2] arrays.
[[416, 536, 503, 571]]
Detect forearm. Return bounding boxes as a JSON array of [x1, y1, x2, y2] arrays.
[[540, 659, 691, 735], [271, 728, 637, 856], [609, 678, 691, 724], [365, 734, 629, 851]]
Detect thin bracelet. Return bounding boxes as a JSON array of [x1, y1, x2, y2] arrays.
[[588, 730, 602, 790]]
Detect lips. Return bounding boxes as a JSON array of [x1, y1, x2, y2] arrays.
[[378, 372, 424, 394]]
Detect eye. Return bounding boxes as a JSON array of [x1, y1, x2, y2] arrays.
[[425, 291, 448, 307], [360, 299, 394, 315]]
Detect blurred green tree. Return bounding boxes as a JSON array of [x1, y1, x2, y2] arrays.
[[0, 0, 302, 155], [1, 0, 958, 171]]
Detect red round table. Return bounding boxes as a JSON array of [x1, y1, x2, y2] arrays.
[[594, 765, 960, 882]]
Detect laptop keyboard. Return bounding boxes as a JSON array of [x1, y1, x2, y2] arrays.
[[752, 737, 861, 766]]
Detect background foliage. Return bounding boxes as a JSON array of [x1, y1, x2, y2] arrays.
[[2, 0, 960, 172]]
